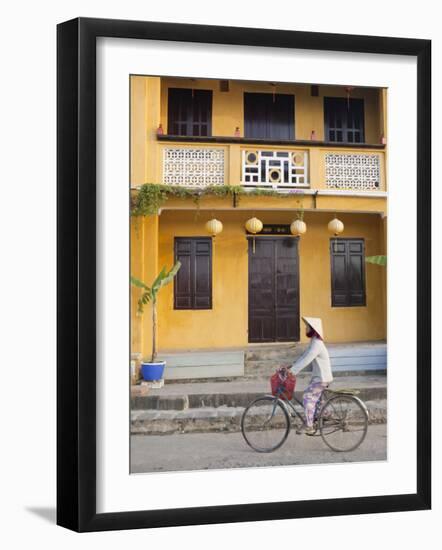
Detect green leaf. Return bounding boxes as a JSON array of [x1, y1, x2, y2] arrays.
[[130, 275, 149, 289], [132, 263, 181, 312], [365, 255, 387, 266], [158, 261, 181, 288], [151, 266, 167, 294], [136, 291, 152, 314], [131, 184, 305, 218]]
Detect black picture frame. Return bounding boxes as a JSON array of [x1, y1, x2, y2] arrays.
[[57, 17, 431, 532]]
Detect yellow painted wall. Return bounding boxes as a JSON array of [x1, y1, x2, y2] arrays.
[[130, 75, 388, 356], [379, 216, 388, 339], [131, 76, 386, 190], [298, 211, 386, 343], [130, 215, 159, 360], [161, 193, 387, 216], [130, 75, 161, 186], [157, 211, 248, 351], [152, 210, 386, 354], [159, 78, 382, 143]]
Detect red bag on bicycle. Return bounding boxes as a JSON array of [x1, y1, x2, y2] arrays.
[[271, 367, 296, 400]]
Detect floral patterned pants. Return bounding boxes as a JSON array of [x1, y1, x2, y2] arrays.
[[303, 379, 329, 427]]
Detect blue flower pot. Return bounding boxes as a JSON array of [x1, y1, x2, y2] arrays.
[[140, 361, 165, 381]]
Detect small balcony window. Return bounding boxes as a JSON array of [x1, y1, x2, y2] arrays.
[[167, 88, 212, 137], [324, 97, 365, 143], [244, 92, 295, 140]]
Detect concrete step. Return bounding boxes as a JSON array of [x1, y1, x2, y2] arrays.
[[245, 345, 303, 362], [132, 386, 386, 411], [244, 342, 387, 376], [131, 374, 387, 411], [161, 350, 245, 380], [131, 399, 387, 435], [153, 342, 387, 381], [245, 341, 386, 360], [244, 361, 386, 377], [140, 367, 386, 386]]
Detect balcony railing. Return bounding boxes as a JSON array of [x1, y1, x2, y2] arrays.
[[241, 149, 309, 189], [163, 147, 225, 187], [325, 152, 381, 191], [159, 140, 386, 193]]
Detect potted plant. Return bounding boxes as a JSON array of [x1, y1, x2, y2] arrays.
[[131, 262, 181, 381]]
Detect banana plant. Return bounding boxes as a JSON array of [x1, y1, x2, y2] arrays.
[[131, 261, 181, 363], [365, 255, 387, 266]]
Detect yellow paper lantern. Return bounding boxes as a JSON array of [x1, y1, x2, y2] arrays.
[[245, 217, 263, 235], [205, 218, 223, 237], [245, 217, 263, 254], [328, 217, 344, 236], [290, 219, 307, 236]]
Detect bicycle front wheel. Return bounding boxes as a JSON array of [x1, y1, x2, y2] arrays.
[[241, 396, 290, 453], [319, 395, 368, 452]]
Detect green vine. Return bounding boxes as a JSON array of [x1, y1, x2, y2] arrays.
[[130, 183, 305, 217]]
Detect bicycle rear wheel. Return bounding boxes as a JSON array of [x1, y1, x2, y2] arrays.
[[319, 394, 368, 452], [241, 396, 290, 453]]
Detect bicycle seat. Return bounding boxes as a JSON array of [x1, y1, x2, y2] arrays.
[[327, 388, 360, 395]]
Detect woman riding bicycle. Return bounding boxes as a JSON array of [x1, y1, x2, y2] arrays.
[[291, 317, 333, 435]]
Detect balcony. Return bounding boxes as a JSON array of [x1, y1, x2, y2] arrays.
[[324, 152, 383, 192], [162, 147, 225, 187], [241, 149, 309, 189], [157, 136, 386, 193]]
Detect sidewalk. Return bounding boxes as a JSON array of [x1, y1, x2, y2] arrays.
[[131, 372, 387, 435]]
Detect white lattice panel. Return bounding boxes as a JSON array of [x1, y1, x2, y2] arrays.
[[163, 148, 225, 187], [325, 153, 381, 190], [241, 149, 309, 189]]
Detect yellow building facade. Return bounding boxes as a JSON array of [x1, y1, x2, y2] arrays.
[[130, 76, 387, 372]]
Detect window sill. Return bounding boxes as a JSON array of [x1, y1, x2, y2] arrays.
[[157, 134, 386, 149], [331, 305, 367, 309]]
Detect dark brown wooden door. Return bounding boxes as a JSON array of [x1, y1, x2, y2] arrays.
[[248, 237, 300, 343]]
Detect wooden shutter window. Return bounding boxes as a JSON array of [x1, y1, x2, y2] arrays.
[[244, 92, 295, 140], [324, 97, 365, 143], [167, 88, 212, 137], [174, 238, 212, 310], [330, 239, 366, 307]]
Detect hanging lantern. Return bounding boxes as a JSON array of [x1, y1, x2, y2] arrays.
[[345, 86, 355, 109], [328, 217, 344, 254], [245, 217, 263, 253], [205, 218, 223, 237], [271, 83, 277, 103], [245, 217, 263, 235], [290, 219, 307, 236], [328, 217, 344, 236]]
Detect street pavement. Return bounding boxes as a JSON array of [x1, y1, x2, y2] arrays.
[[130, 423, 387, 473]]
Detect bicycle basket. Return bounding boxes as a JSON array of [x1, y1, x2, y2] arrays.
[[271, 367, 296, 400]]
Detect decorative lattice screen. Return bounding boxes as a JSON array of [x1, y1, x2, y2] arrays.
[[163, 148, 225, 187], [325, 153, 381, 190], [242, 149, 308, 188]]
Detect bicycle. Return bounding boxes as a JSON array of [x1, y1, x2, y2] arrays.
[[241, 381, 369, 453]]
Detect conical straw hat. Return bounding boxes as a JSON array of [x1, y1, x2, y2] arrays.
[[302, 316, 324, 339]]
